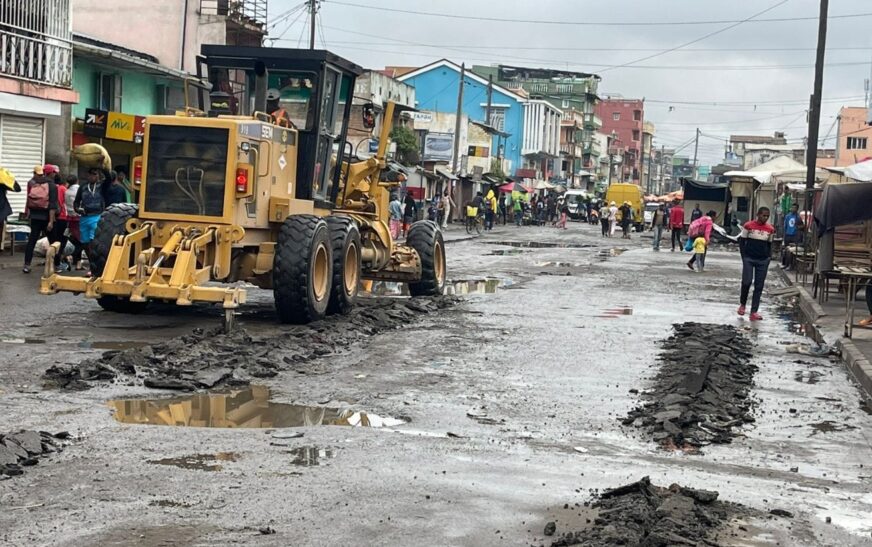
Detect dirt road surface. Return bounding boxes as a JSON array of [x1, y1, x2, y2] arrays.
[[2, 221, 871, 546]]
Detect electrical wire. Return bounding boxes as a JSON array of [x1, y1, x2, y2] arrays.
[[269, 3, 309, 44], [326, 1, 872, 28], [317, 10, 328, 48]]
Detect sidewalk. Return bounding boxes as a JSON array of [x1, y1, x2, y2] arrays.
[[784, 269, 872, 398]]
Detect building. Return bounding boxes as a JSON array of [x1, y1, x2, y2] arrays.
[[347, 71, 416, 157], [471, 64, 602, 178], [832, 106, 872, 166], [641, 121, 655, 192], [0, 0, 79, 214], [70, 0, 266, 73], [596, 97, 644, 184], [651, 147, 675, 195], [559, 109, 584, 188], [729, 132, 804, 169]]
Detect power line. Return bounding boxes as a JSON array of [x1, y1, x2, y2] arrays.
[[599, 0, 791, 73], [268, 3, 309, 44], [654, 110, 806, 126], [317, 10, 328, 48], [326, 1, 872, 28]]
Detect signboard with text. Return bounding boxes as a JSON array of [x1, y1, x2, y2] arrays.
[[106, 112, 136, 141], [83, 109, 107, 138], [423, 132, 453, 162]]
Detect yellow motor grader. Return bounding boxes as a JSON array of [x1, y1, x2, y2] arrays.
[[41, 46, 447, 327]]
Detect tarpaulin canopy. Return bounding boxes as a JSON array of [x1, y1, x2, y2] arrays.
[[814, 181, 872, 236], [844, 160, 872, 182], [534, 180, 555, 190], [499, 182, 527, 193], [724, 155, 826, 185]]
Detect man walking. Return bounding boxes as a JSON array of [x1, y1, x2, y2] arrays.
[[599, 202, 610, 237], [651, 203, 666, 251], [74, 168, 106, 273], [441, 189, 455, 229], [782, 203, 803, 267], [738, 207, 775, 321], [669, 200, 684, 251]]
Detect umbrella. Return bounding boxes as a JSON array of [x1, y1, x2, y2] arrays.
[[499, 182, 527, 193]]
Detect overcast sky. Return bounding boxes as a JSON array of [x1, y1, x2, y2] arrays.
[[270, 0, 871, 165]]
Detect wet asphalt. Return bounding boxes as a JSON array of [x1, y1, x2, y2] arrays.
[[1, 221, 872, 546]]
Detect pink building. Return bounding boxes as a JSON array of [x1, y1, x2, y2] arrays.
[[596, 98, 644, 185]]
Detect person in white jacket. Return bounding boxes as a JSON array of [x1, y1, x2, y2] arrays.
[[442, 189, 455, 228]]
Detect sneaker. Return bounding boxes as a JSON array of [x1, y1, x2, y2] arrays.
[[737, 305, 746, 316], [22, 265, 31, 274], [686, 262, 694, 271], [750, 312, 763, 321]]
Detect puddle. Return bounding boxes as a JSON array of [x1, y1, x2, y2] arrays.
[[0, 338, 46, 344], [149, 499, 196, 508], [148, 452, 238, 472], [288, 447, 335, 467], [484, 241, 594, 249], [536, 261, 576, 267], [488, 249, 528, 256], [794, 370, 824, 384], [444, 278, 511, 295], [602, 307, 633, 316], [596, 248, 628, 260], [79, 340, 150, 350], [108, 385, 406, 429], [809, 420, 858, 435]]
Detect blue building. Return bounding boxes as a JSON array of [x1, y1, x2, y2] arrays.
[[399, 59, 526, 175]]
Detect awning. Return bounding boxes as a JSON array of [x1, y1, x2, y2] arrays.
[[533, 180, 555, 190], [434, 166, 458, 180], [576, 170, 594, 177], [470, 120, 510, 138], [844, 160, 872, 182]]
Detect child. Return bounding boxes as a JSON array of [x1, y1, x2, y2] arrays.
[[692, 236, 707, 272]]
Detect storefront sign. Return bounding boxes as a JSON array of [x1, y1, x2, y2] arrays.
[[467, 145, 489, 158], [134, 116, 146, 143], [424, 132, 453, 162], [83, 108, 108, 138], [106, 112, 136, 141]]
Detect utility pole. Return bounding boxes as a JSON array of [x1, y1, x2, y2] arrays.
[[452, 63, 466, 175], [646, 141, 654, 194], [660, 144, 665, 194], [692, 128, 700, 179], [308, 0, 317, 50], [485, 75, 493, 126], [805, 0, 828, 207]]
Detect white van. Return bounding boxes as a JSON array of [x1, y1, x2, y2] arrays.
[[564, 190, 591, 220]]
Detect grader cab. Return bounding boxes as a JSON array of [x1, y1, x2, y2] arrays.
[[41, 46, 447, 326]]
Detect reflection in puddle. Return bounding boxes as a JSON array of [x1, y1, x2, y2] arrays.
[[794, 370, 824, 384], [597, 248, 627, 260], [289, 447, 335, 467], [488, 249, 528, 256], [536, 261, 576, 267], [810, 420, 858, 435], [148, 452, 238, 472], [79, 340, 149, 350], [603, 307, 633, 316], [108, 386, 405, 429], [0, 338, 45, 344], [485, 241, 594, 249], [444, 278, 510, 295]]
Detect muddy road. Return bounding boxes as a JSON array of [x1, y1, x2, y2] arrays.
[[2, 222, 872, 546]]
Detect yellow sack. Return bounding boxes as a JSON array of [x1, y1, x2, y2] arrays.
[[73, 143, 112, 170], [466, 206, 478, 217], [0, 167, 15, 190]]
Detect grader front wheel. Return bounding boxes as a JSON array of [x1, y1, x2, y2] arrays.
[[273, 215, 333, 324], [91, 203, 148, 314], [407, 220, 447, 297], [325, 217, 361, 315]]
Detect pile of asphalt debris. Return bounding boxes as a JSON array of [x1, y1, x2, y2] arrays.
[[1, 430, 68, 478], [547, 477, 745, 547], [623, 322, 755, 449], [44, 296, 456, 391]]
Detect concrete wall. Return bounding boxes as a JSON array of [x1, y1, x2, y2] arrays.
[[836, 107, 872, 166], [71, 59, 164, 118], [400, 64, 523, 175]]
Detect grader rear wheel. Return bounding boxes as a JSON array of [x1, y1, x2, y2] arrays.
[[273, 215, 333, 324], [325, 217, 361, 315], [407, 220, 447, 297], [91, 203, 148, 314]]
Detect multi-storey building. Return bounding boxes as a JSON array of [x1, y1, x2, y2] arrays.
[[0, 0, 79, 213], [470, 64, 601, 181], [596, 97, 644, 185], [832, 106, 872, 166], [641, 121, 655, 192]]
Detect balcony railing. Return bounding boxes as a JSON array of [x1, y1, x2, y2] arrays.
[[200, 0, 267, 29], [560, 142, 583, 157], [0, 29, 72, 87]]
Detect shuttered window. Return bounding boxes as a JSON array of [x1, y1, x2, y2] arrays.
[[0, 114, 46, 214]]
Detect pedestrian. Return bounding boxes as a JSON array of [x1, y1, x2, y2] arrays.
[[651, 203, 666, 251], [499, 193, 508, 225], [555, 203, 569, 230], [669, 199, 684, 251], [436, 195, 445, 225], [23, 165, 58, 273], [599, 202, 609, 237], [74, 167, 106, 273], [0, 167, 21, 246], [608, 201, 618, 236], [546, 194, 557, 224], [737, 207, 775, 321], [402, 193, 417, 237], [389, 193, 403, 239], [484, 187, 497, 231], [686, 210, 716, 271], [427, 199, 438, 222], [441, 189, 455, 228], [513, 197, 523, 227], [102, 170, 127, 207], [781, 203, 804, 267], [619, 201, 632, 239], [692, 235, 707, 272], [46, 165, 71, 272], [115, 165, 134, 203], [690, 203, 703, 223], [64, 175, 85, 270]]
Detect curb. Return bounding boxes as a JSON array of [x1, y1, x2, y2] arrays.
[[777, 267, 872, 399]]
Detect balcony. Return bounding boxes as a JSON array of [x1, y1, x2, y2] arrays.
[[560, 142, 583, 157], [0, 0, 73, 88], [200, 0, 267, 30], [584, 140, 602, 156], [584, 113, 602, 130]]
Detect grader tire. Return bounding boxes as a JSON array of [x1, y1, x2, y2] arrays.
[[91, 203, 148, 314], [325, 217, 361, 315], [407, 220, 447, 297], [273, 215, 333, 324]]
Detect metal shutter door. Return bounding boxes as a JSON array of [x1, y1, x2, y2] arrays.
[[0, 114, 46, 214]]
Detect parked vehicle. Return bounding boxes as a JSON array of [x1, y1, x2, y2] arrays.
[[605, 183, 645, 231]]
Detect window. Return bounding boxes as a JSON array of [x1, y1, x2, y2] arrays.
[[562, 99, 569, 109], [633, 110, 641, 121], [612, 112, 620, 121], [97, 73, 122, 111], [489, 107, 506, 132], [847, 137, 868, 150], [632, 130, 640, 141]]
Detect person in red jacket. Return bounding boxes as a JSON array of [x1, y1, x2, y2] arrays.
[[738, 207, 775, 321], [668, 200, 684, 251]]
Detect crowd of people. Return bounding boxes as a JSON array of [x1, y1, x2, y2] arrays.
[[9, 164, 133, 274]]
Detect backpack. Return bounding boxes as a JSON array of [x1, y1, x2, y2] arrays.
[[27, 181, 49, 210]]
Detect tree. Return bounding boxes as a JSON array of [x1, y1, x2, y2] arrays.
[[489, 158, 505, 180], [390, 126, 420, 165]]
